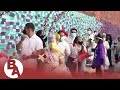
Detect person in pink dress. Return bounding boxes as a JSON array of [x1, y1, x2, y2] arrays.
[[33, 34, 71, 78]]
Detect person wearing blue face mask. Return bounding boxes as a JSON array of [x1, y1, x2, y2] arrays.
[[68, 28, 78, 45]]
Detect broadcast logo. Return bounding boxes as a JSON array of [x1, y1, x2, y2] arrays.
[[4, 59, 23, 79]]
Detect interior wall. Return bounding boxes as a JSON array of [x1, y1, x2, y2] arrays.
[[0, 11, 100, 55], [80, 11, 120, 27]]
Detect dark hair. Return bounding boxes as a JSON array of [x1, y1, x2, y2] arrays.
[[74, 36, 83, 44], [118, 36, 120, 39], [97, 33, 102, 37], [36, 30, 43, 37], [87, 28, 92, 31], [88, 38, 92, 42], [98, 39, 103, 45], [70, 28, 77, 33], [106, 34, 112, 41], [22, 29, 26, 35], [25, 23, 35, 31], [94, 31, 97, 33], [95, 34, 103, 45], [58, 30, 64, 34]]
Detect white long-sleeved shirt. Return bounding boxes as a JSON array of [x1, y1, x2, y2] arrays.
[[58, 41, 71, 56], [21, 34, 43, 56]]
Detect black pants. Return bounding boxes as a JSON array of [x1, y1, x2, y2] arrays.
[[107, 49, 113, 66]]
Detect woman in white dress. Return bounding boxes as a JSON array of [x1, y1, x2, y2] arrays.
[[102, 34, 110, 70], [85, 39, 97, 73], [86, 38, 97, 65]]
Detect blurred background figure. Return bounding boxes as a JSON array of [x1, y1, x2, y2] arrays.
[[114, 41, 120, 73], [106, 34, 113, 67], [36, 30, 47, 48], [102, 33, 110, 70], [114, 36, 120, 73], [86, 38, 97, 67], [113, 36, 120, 63], [86, 28, 95, 41], [58, 34, 71, 63]]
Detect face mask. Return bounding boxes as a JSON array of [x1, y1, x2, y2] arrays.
[[71, 33, 77, 38], [48, 42, 57, 49], [78, 41, 83, 45], [40, 35, 45, 39], [88, 31, 91, 34]]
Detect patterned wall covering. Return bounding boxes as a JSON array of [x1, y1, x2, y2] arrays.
[[0, 11, 102, 55], [80, 11, 120, 40], [100, 20, 120, 40]]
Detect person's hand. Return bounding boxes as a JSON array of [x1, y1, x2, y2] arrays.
[[21, 35, 26, 41], [38, 54, 46, 62], [72, 58, 78, 63], [89, 53, 93, 56]]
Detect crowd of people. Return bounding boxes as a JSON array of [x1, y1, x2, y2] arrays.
[[0, 22, 120, 78]]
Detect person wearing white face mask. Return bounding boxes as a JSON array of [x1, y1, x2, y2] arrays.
[[68, 28, 77, 45], [58, 36, 71, 62], [86, 28, 95, 43], [16, 23, 43, 70]]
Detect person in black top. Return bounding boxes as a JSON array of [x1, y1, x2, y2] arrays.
[[106, 34, 113, 67], [36, 30, 47, 48]]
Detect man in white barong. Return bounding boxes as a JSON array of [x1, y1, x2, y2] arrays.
[[16, 23, 43, 70]]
